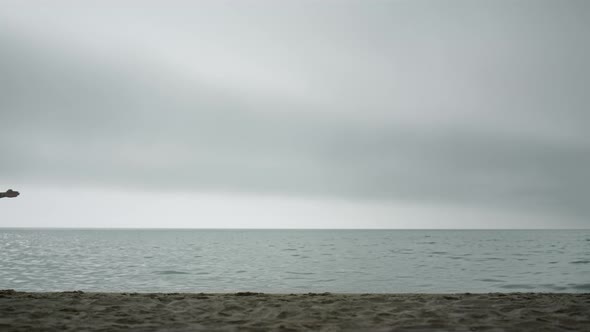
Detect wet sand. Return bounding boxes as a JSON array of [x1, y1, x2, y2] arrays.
[[0, 290, 588, 331]]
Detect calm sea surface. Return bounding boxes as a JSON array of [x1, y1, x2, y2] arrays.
[[1, 229, 588, 293]]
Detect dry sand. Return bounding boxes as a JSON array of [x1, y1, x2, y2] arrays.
[[0, 290, 588, 331]]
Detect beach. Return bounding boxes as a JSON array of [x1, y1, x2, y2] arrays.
[[0, 290, 588, 331]]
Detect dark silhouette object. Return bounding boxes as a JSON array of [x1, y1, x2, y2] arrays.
[[0, 189, 19, 198]]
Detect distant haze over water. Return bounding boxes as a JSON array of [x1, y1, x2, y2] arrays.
[[1, 229, 588, 293]]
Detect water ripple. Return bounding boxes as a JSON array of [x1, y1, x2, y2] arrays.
[[1, 229, 588, 293], [154, 270, 190, 275]]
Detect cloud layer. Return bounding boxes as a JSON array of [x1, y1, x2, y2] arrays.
[[1, 1, 589, 226]]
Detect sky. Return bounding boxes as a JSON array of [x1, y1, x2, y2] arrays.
[[1, 0, 589, 228]]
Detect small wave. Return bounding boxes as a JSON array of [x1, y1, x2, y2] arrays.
[[285, 271, 315, 275], [499, 284, 536, 290], [539, 284, 568, 291], [477, 278, 505, 283], [570, 260, 590, 264], [570, 283, 590, 291], [284, 276, 306, 280], [154, 270, 189, 275], [479, 257, 505, 261]]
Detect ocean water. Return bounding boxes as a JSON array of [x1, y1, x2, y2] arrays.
[[0, 229, 588, 293]]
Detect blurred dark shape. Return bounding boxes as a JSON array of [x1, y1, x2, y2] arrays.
[[0, 189, 20, 198]]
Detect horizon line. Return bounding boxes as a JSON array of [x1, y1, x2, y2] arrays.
[[0, 227, 587, 231]]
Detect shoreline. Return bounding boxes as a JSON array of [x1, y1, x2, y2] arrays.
[[1, 290, 588, 331]]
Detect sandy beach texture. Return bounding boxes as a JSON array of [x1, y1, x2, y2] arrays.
[[0, 290, 588, 331]]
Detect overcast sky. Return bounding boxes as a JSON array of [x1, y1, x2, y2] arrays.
[[1, 0, 589, 228]]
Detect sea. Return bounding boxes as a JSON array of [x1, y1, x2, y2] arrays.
[[0, 229, 588, 293]]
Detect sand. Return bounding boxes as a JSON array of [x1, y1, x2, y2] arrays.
[[0, 290, 588, 331]]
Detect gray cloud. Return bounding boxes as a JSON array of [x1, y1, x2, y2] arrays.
[[1, 0, 589, 226]]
